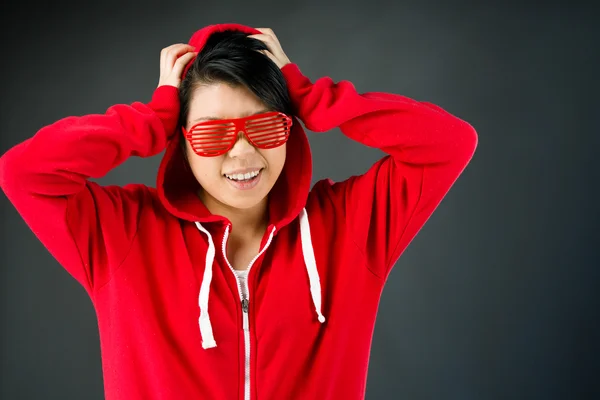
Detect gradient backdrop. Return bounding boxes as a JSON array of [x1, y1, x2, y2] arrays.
[[1, 1, 598, 399]]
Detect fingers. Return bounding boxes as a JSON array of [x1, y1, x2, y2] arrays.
[[248, 33, 273, 44], [157, 43, 197, 88], [161, 43, 195, 56], [249, 31, 278, 44], [172, 51, 197, 77], [248, 33, 280, 58], [161, 44, 196, 71], [254, 28, 279, 43], [249, 29, 290, 69], [258, 49, 278, 65], [249, 28, 280, 49], [160, 44, 182, 72]]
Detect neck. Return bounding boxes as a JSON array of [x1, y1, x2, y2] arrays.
[[198, 189, 269, 240]]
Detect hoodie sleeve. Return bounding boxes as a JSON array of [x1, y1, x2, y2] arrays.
[[0, 85, 180, 296], [281, 63, 478, 281]]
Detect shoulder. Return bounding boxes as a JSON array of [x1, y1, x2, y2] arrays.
[[306, 174, 363, 212], [81, 182, 170, 220], [305, 177, 349, 222]]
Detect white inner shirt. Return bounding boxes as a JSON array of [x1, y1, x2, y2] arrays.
[[233, 268, 250, 299]]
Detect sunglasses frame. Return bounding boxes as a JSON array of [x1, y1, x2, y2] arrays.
[[182, 111, 293, 157]]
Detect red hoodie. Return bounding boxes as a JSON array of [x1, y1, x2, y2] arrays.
[[0, 23, 477, 400]]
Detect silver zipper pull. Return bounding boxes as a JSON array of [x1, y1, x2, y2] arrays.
[[241, 299, 249, 330]]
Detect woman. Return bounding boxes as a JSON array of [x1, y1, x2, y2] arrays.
[[0, 23, 477, 400]]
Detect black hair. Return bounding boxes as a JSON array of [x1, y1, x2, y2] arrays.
[[178, 30, 293, 156]]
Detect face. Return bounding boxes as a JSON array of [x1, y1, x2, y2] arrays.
[[184, 82, 287, 212]]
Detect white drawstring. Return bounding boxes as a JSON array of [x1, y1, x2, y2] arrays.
[[299, 208, 326, 323], [195, 221, 217, 349], [193, 208, 325, 350]]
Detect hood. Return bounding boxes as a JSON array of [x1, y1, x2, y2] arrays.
[[156, 24, 324, 351], [156, 23, 313, 232]]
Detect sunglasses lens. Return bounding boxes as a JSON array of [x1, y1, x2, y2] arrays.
[[187, 122, 236, 156], [245, 113, 291, 148]]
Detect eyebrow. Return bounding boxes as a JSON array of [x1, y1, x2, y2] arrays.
[[190, 109, 271, 124]]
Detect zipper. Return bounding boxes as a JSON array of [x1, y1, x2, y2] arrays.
[[221, 224, 276, 400]]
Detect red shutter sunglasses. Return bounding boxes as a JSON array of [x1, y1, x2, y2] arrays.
[[182, 111, 293, 157]]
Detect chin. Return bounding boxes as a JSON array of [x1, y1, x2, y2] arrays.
[[221, 193, 267, 210]]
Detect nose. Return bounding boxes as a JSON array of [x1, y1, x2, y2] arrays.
[[227, 130, 257, 157]]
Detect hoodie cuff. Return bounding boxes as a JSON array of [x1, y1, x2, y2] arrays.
[[282, 62, 314, 89], [281, 63, 314, 117], [148, 85, 181, 138]]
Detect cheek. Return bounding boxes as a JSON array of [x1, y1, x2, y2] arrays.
[[263, 145, 287, 173], [188, 154, 224, 184]]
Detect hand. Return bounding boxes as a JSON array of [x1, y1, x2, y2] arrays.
[[248, 28, 291, 69], [157, 44, 197, 88]]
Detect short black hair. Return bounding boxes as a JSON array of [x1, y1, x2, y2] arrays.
[[178, 30, 293, 155]]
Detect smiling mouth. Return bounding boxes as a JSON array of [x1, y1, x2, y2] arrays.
[[223, 168, 264, 182]]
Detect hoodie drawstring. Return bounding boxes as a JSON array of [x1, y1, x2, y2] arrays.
[[195, 221, 217, 349], [194, 207, 325, 349], [299, 208, 326, 323]]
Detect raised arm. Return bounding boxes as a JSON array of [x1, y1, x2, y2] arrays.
[[0, 45, 196, 296], [282, 63, 478, 280]]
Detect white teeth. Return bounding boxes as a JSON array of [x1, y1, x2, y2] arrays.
[[225, 169, 261, 181]]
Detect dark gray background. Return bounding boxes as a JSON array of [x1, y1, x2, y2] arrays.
[[1, 1, 598, 399]]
